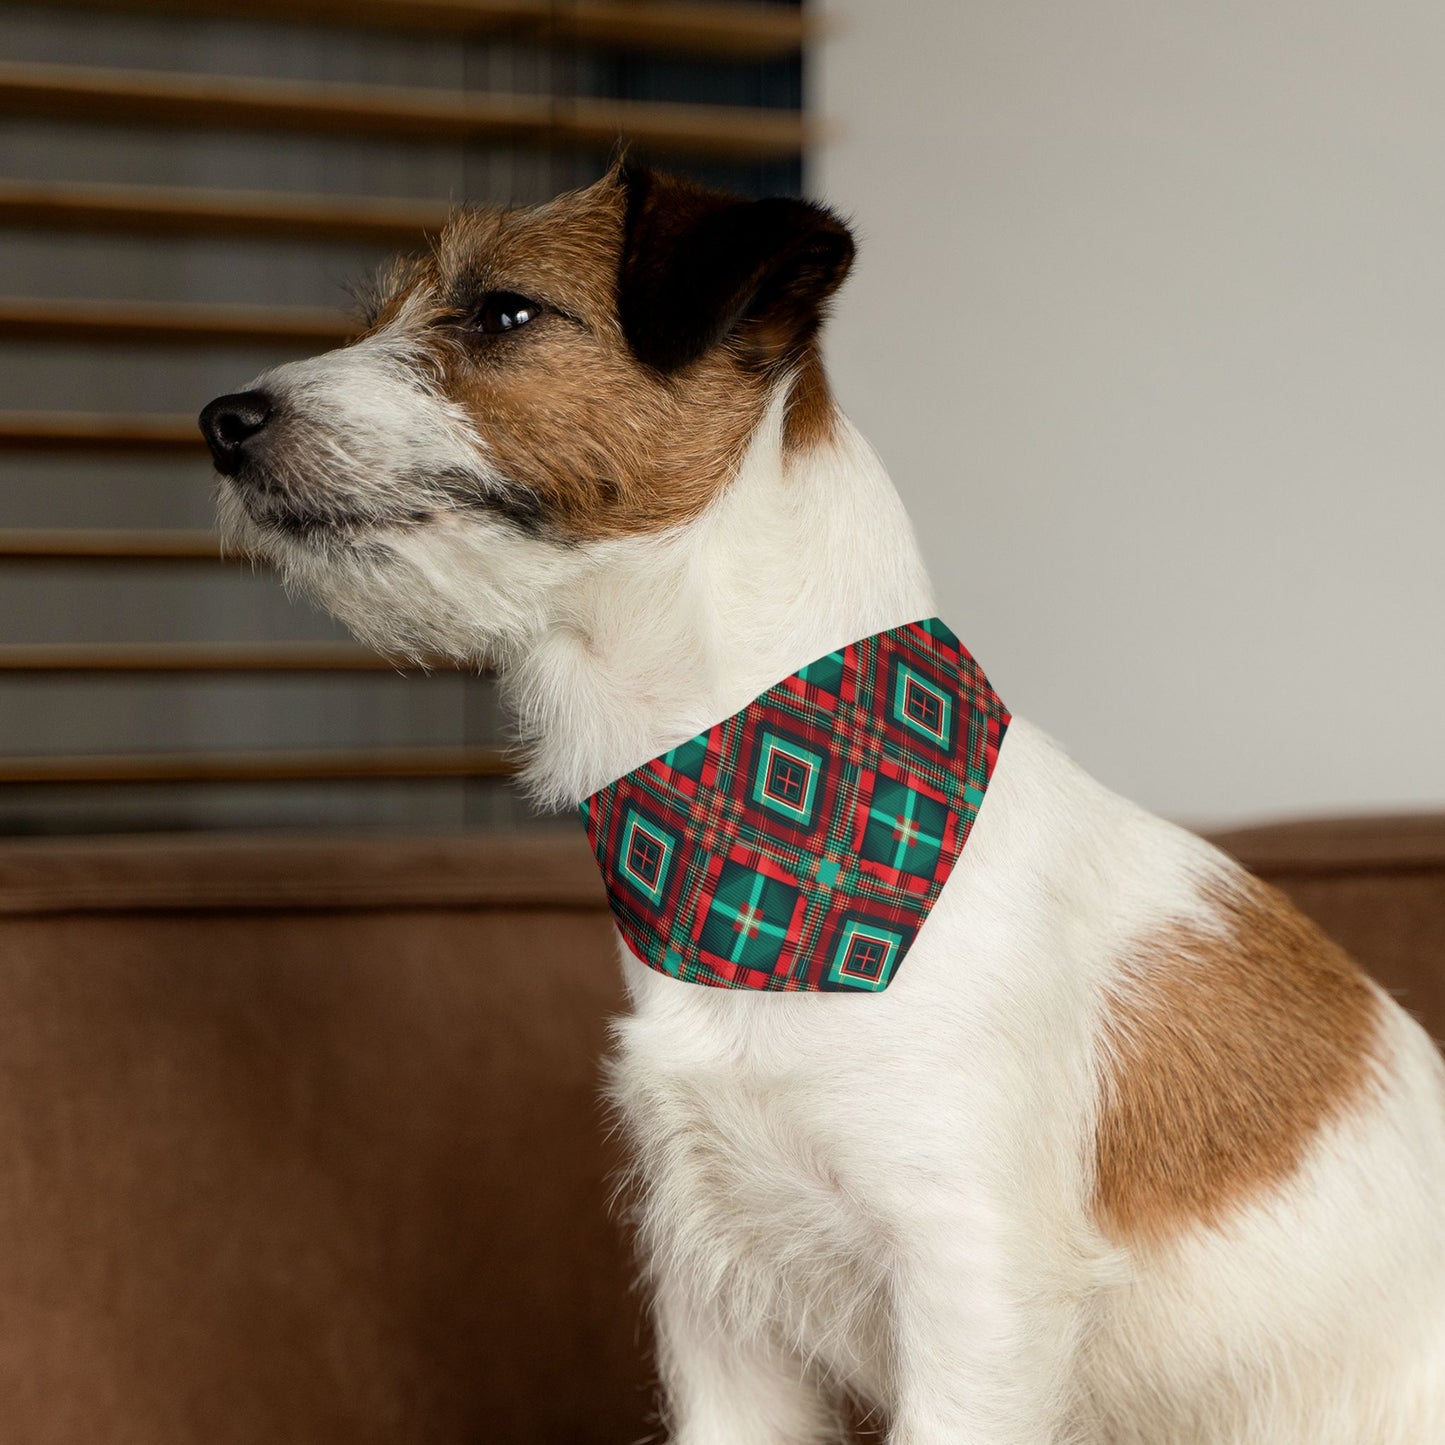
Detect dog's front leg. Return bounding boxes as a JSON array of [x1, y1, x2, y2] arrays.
[[885, 1200, 1090, 1445], [653, 1274, 841, 1445]]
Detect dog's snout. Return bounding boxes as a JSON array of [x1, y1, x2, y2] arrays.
[[199, 390, 274, 476]]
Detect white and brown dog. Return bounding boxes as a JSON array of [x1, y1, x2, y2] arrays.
[[201, 164, 1445, 1444]]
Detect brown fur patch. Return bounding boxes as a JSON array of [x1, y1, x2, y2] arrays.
[[1094, 873, 1382, 1246], [782, 344, 840, 456], [365, 177, 786, 540]]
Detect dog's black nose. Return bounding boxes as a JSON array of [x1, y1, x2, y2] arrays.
[[199, 390, 273, 475]]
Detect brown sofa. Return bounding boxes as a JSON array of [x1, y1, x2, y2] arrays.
[[0, 816, 1440, 1443]]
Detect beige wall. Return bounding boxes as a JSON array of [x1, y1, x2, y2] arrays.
[[813, 0, 1445, 826]]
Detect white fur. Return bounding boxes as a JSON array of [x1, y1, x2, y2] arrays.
[[221, 349, 1445, 1443]]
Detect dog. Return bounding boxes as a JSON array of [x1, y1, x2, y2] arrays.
[[200, 162, 1445, 1443]]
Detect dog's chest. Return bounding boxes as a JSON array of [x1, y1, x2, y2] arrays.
[[612, 987, 894, 1388]]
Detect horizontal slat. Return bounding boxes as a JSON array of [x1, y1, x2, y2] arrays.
[[0, 179, 449, 245], [0, 528, 220, 560], [0, 745, 513, 784], [509, 0, 809, 57], [0, 296, 353, 348], [0, 413, 203, 452], [0, 643, 418, 673], [28, 0, 810, 59], [0, 62, 812, 161]]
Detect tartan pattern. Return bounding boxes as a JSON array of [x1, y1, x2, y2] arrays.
[[580, 619, 1009, 992]]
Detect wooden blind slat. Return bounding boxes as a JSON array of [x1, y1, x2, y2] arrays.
[[0, 297, 353, 348], [0, 62, 812, 161], [0, 643, 421, 673], [0, 180, 448, 245], [0, 529, 221, 560], [27, 0, 810, 59], [0, 413, 204, 452], [545, 0, 810, 58], [0, 745, 513, 784]]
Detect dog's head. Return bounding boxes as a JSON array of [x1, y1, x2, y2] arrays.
[[200, 163, 854, 662]]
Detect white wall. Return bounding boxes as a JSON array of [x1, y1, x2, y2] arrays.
[[813, 0, 1445, 827]]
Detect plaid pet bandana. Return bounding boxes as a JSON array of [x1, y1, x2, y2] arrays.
[[579, 619, 1009, 993]]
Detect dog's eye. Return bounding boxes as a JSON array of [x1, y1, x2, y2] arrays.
[[471, 291, 543, 335]]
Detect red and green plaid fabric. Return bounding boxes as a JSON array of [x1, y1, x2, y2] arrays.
[[579, 619, 1009, 993]]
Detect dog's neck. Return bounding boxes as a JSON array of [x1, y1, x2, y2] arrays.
[[505, 392, 936, 809]]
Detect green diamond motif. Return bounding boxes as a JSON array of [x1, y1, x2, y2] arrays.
[[751, 731, 825, 828], [618, 809, 676, 906], [892, 660, 955, 749], [828, 920, 905, 991]]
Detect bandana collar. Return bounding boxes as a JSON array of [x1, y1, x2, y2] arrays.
[[580, 619, 1009, 993]]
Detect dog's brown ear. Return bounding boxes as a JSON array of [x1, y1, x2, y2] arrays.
[[617, 162, 855, 374]]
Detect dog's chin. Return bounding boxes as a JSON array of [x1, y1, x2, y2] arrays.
[[215, 480, 279, 559]]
